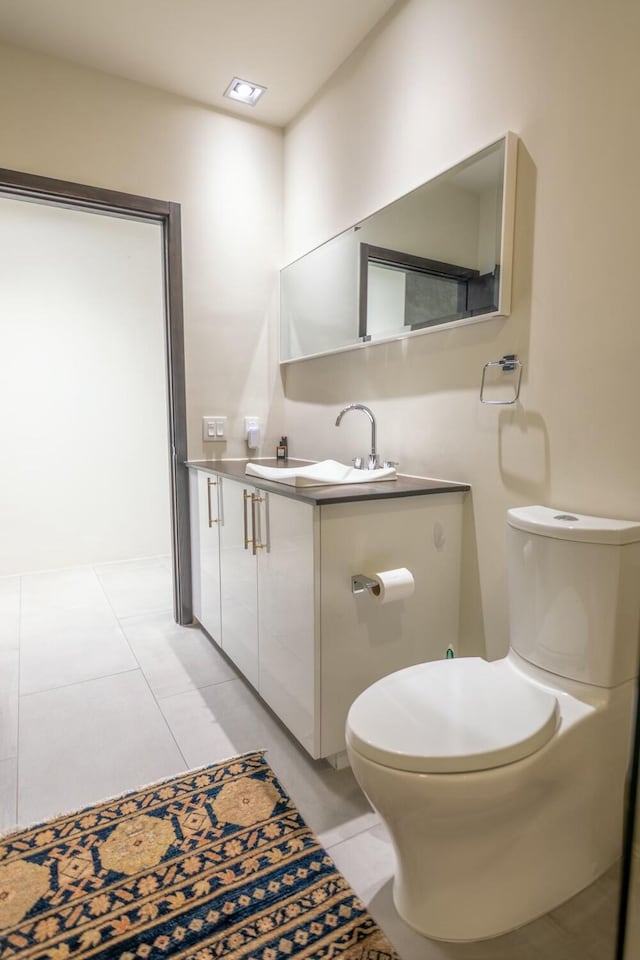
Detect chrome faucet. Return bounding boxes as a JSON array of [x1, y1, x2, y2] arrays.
[[335, 403, 380, 469]]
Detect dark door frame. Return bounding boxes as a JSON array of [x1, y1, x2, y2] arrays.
[[0, 167, 192, 625]]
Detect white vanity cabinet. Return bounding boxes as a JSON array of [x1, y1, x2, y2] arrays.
[[189, 463, 466, 762], [189, 469, 222, 643]]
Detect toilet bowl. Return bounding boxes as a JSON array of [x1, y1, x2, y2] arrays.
[[345, 506, 640, 942]]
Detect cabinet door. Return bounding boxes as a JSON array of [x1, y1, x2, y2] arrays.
[[219, 478, 259, 687], [189, 470, 222, 643], [258, 492, 318, 756]]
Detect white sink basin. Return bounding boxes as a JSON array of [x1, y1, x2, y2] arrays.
[[245, 459, 397, 487]]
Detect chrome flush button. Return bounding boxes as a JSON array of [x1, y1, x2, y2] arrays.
[[554, 514, 579, 521]]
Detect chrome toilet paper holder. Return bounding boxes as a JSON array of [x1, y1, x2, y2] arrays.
[[351, 574, 378, 596]]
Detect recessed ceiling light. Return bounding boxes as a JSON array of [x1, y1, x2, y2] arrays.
[[223, 77, 267, 107]]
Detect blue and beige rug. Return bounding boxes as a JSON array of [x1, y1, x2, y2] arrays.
[[0, 751, 399, 959]]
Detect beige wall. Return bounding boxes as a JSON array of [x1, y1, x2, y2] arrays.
[[0, 40, 284, 463], [3, 4, 639, 653], [282, 0, 640, 657]]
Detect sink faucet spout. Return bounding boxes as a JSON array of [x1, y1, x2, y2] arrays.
[[335, 403, 379, 469]]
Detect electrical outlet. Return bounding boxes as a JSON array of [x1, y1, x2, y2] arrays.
[[244, 416, 262, 450], [202, 416, 227, 442]]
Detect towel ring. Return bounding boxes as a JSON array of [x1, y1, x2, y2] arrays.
[[480, 354, 523, 405]]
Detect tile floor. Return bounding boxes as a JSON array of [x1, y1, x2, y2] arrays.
[[0, 557, 633, 959]]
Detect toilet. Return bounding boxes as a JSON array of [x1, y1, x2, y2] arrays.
[[345, 505, 640, 942]]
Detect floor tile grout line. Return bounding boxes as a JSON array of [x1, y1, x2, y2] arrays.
[[92, 554, 173, 623], [9, 555, 170, 581], [90, 560, 138, 627], [17, 564, 156, 700], [320, 816, 383, 853], [93, 554, 171, 571], [154, 675, 242, 704], [115, 605, 175, 624], [94, 561, 243, 769], [92, 562, 191, 772], [129, 668, 191, 774], [20, 666, 143, 700]]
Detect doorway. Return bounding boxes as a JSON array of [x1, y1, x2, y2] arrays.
[[0, 168, 190, 624]]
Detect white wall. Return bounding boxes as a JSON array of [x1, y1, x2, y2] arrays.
[[0, 40, 284, 466], [0, 198, 169, 574], [282, 0, 640, 657]]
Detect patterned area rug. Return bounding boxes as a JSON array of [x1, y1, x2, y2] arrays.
[[0, 752, 399, 960]]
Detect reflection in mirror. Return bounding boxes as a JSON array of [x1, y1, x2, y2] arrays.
[[280, 133, 517, 363], [360, 244, 497, 338]]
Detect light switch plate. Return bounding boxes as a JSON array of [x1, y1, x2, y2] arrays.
[[202, 416, 227, 442]]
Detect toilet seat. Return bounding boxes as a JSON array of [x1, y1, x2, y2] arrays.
[[346, 656, 559, 774]]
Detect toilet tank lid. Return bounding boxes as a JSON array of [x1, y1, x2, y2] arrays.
[[507, 506, 640, 545]]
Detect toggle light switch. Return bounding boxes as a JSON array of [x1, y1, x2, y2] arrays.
[[202, 416, 227, 442]]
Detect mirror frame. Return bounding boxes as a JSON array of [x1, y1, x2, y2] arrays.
[[280, 132, 518, 365]]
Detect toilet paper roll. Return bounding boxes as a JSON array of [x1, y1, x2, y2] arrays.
[[370, 567, 414, 604]]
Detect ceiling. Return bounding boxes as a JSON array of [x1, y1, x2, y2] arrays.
[[0, 0, 398, 127]]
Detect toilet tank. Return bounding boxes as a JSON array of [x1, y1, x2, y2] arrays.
[[507, 506, 640, 687]]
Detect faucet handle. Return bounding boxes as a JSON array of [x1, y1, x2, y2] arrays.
[[352, 456, 364, 470], [383, 460, 399, 469]]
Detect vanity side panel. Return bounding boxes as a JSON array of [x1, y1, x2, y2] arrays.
[[197, 470, 222, 643], [319, 493, 464, 757], [189, 469, 202, 622]]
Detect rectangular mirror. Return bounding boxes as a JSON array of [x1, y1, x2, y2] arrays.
[[280, 132, 517, 364]]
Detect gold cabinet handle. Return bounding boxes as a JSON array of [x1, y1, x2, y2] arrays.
[[207, 477, 218, 526], [243, 489, 252, 549], [251, 493, 265, 555]]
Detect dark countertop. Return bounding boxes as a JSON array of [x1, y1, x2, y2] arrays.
[[186, 458, 470, 506]]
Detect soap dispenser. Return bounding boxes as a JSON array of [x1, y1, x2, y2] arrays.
[[276, 436, 288, 460]]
